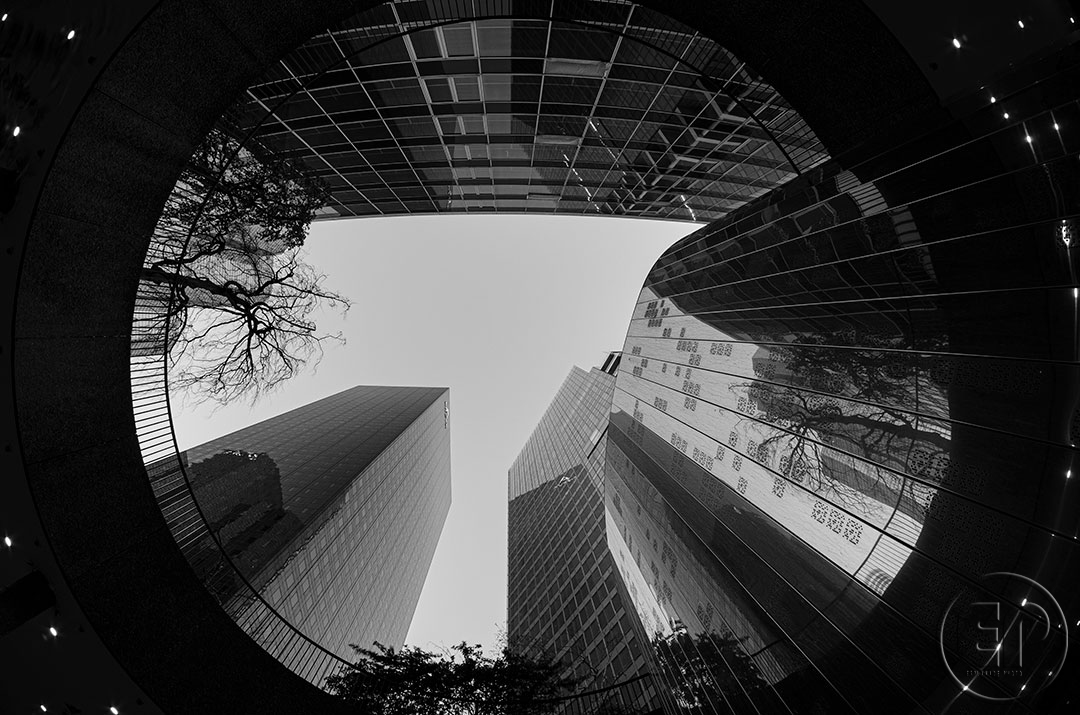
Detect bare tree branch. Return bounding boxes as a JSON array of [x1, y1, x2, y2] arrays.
[[729, 330, 952, 519], [138, 127, 349, 405]]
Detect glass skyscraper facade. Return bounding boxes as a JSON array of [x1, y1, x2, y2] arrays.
[[182, 385, 451, 663], [13, 0, 1080, 712], [510, 74, 1080, 710], [508, 362, 670, 714], [607, 128, 1080, 711], [225, 0, 827, 223]]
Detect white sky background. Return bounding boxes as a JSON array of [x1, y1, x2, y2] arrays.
[[171, 213, 695, 653]]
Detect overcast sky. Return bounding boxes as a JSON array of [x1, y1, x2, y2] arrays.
[[171, 213, 695, 653]]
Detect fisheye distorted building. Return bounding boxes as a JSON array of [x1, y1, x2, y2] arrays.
[[6, 0, 1080, 713], [181, 385, 451, 663], [227, 0, 828, 223], [508, 358, 671, 714]]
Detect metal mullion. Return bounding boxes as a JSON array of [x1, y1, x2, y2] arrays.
[[394, 11, 457, 211], [271, 61, 382, 206], [578, 428, 767, 715], [535, 1, 554, 136], [244, 79, 383, 217], [136, 426, 171, 442], [760, 97, 828, 170], [553, 7, 634, 215], [168, 510, 208, 542], [127, 371, 163, 384], [150, 479, 186, 500], [470, 19, 498, 211], [168, 515, 209, 547], [646, 112, 786, 220], [375, 4, 444, 210], [260, 611, 295, 663], [642, 210, 1065, 314], [650, 99, 1080, 280], [691, 88, 798, 178], [147, 471, 184, 493], [586, 33, 694, 215], [304, 165, 354, 218], [140, 447, 173, 463], [136, 424, 173, 439], [609, 383, 1045, 709], [646, 127, 773, 219], [526, 9, 554, 193], [356, 89, 429, 212], [153, 490, 190, 514], [615, 66, 778, 218], [291, 640, 320, 682], [134, 423, 170, 440], [235, 601, 271, 647], [284, 53, 419, 214], [603, 414, 902, 715], [128, 374, 163, 386], [128, 357, 164, 372], [158, 491, 198, 519], [132, 410, 169, 425], [137, 440, 173, 458], [602, 30, 802, 219], [131, 398, 168, 412]]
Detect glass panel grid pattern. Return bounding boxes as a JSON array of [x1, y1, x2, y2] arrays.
[[224, 0, 828, 223], [611, 67, 1080, 708], [182, 385, 451, 660], [508, 367, 671, 714]]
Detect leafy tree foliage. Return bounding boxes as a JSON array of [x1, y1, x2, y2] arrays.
[[325, 642, 581, 715], [139, 127, 349, 404]]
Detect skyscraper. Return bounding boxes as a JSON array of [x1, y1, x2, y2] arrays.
[[10, 0, 1080, 711], [182, 385, 451, 670], [509, 360, 796, 714], [226, 0, 828, 223], [606, 139, 1080, 711], [508, 358, 670, 714]]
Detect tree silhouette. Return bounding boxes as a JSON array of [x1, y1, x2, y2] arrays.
[[326, 642, 582, 715], [735, 330, 950, 517], [137, 127, 349, 405]]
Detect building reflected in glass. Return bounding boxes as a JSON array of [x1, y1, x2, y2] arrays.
[[228, 0, 827, 223], [512, 131, 1080, 711], [182, 385, 451, 658], [608, 149, 1079, 711], [508, 360, 671, 714]]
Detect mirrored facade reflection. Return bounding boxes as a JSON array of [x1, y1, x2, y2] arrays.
[[603, 436, 802, 714], [508, 363, 672, 714], [226, 0, 827, 222], [511, 46, 1080, 711], [182, 385, 451, 659], [610, 74, 1080, 709]]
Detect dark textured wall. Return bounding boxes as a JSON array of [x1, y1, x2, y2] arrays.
[[5, 0, 940, 712], [9, 1, 362, 712]]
